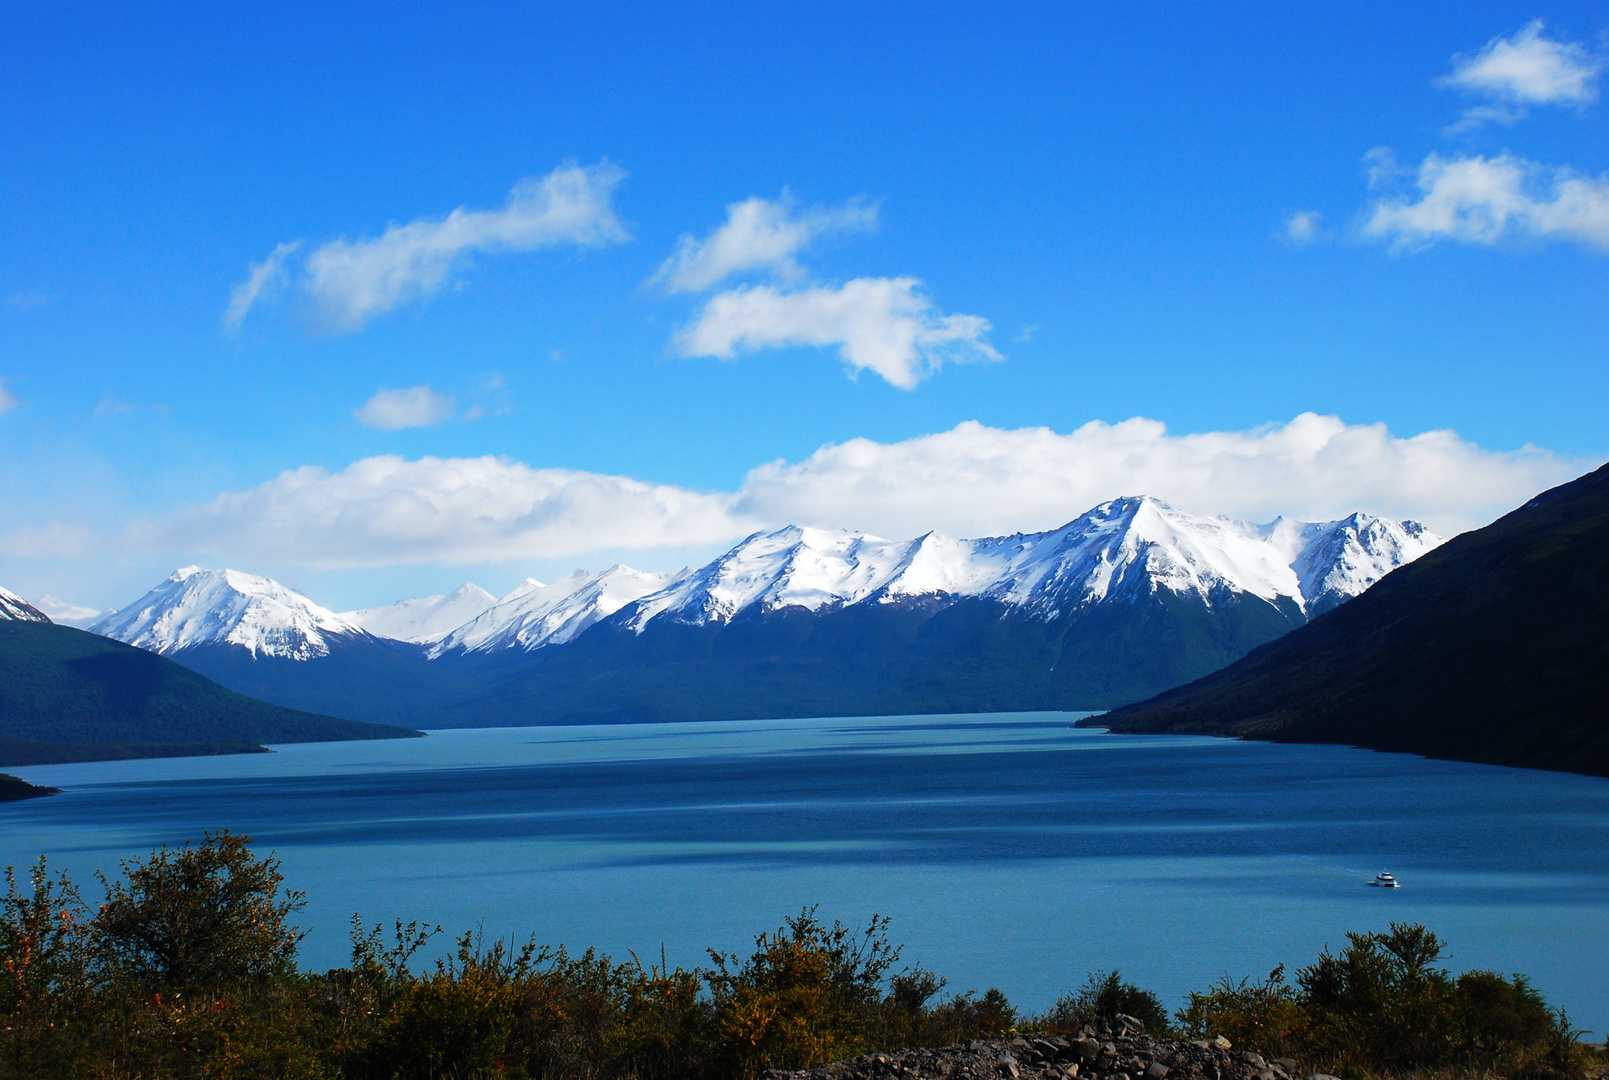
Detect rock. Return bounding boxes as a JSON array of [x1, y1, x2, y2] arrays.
[[1308, 1075, 1343, 1080], [1243, 1053, 1266, 1068], [1146, 1063, 1170, 1078], [1272, 1060, 1297, 1074], [1212, 1036, 1233, 1051]]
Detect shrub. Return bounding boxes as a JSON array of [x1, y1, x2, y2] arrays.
[[1042, 969, 1170, 1035], [94, 830, 305, 989], [1175, 965, 1306, 1059], [706, 906, 900, 1076]]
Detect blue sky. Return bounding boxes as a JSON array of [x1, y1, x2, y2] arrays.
[[1, 3, 1605, 615]]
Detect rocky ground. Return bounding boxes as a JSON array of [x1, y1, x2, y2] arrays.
[[765, 1020, 1334, 1080]]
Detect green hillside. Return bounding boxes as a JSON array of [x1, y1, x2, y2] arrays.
[[1085, 463, 1609, 778], [0, 620, 420, 766]]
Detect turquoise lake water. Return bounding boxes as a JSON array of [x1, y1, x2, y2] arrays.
[[3, 714, 1606, 1031]]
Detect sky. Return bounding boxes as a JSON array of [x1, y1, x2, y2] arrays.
[[1, 2, 1606, 619]]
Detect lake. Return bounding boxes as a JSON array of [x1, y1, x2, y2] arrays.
[[4, 714, 1607, 1033]]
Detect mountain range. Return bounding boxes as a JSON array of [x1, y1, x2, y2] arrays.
[[73, 496, 1440, 726], [1083, 464, 1609, 779]]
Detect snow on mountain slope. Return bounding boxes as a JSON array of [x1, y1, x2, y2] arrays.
[[91, 567, 368, 660], [0, 585, 52, 623], [621, 497, 1441, 632], [432, 566, 673, 656], [1287, 514, 1441, 614], [343, 582, 497, 643]]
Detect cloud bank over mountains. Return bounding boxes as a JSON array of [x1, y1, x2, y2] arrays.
[[81, 413, 1583, 571]]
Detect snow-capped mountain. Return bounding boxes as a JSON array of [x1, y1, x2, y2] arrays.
[[431, 566, 675, 656], [0, 584, 52, 623], [91, 567, 369, 660], [80, 497, 1444, 727], [616, 497, 1441, 633], [343, 582, 497, 644], [1279, 513, 1441, 616]]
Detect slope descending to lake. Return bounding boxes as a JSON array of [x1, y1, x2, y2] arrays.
[[1084, 463, 1609, 778], [0, 621, 421, 766]]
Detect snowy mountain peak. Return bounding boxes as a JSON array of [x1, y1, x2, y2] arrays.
[[432, 565, 672, 656], [1289, 513, 1440, 616], [343, 582, 497, 644], [616, 499, 1442, 634], [91, 567, 366, 660], [0, 584, 52, 623]]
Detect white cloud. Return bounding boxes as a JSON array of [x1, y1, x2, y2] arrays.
[[0, 379, 17, 413], [1442, 103, 1527, 135], [5, 290, 50, 310], [133, 455, 744, 568], [225, 163, 630, 333], [0, 521, 101, 560], [675, 277, 1000, 389], [1283, 210, 1323, 245], [735, 414, 1581, 539], [355, 386, 457, 431], [114, 414, 1587, 570], [651, 194, 879, 293], [1364, 153, 1609, 251], [34, 595, 102, 628], [1441, 20, 1602, 105], [222, 241, 300, 331]]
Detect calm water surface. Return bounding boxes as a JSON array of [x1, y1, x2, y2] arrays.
[[4, 715, 1607, 1030]]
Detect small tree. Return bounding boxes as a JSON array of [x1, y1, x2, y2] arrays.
[[95, 831, 305, 988], [1044, 969, 1169, 1035], [1, 859, 95, 1075]]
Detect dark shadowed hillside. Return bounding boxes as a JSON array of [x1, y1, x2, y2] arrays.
[[0, 621, 420, 766], [1083, 463, 1609, 778]]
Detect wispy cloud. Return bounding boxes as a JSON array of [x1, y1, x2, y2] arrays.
[[1283, 210, 1324, 245], [222, 241, 300, 331], [651, 194, 879, 293], [1441, 20, 1602, 106], [1363, 152, 1609, 251], [225, 162, 631, 333], [5, 290, 50, 311], [355, 386, 457, 431], [34, 595, 102, 628], [1442, 104, 1526, 136], [108, 414, 1590, 570], [675, 278, 1000, 389], [0, 378, 17, 414]]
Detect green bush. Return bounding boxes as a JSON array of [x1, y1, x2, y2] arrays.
[[1042, 969, 1170, 1035]]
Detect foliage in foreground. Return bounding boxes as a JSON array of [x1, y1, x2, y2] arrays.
[[0, 834, 1594, 1080]]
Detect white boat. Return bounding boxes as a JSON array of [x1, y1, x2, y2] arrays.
[[1371, 871, 1399, 888]]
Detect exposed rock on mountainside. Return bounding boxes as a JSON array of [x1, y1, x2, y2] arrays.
[[766, 1031, 1312, 1080], [1086, 463, 1609, 779]]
